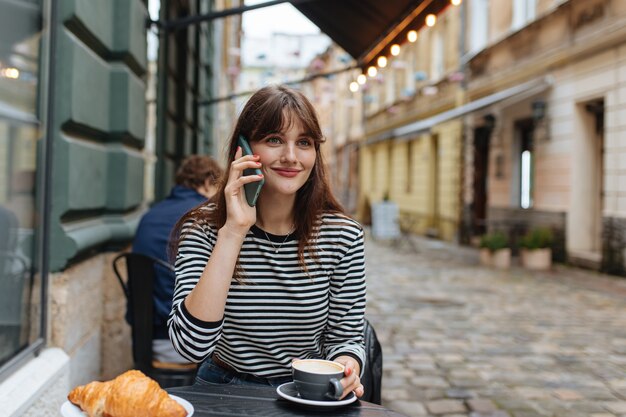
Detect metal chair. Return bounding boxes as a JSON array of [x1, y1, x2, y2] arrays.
[[113, 252, 197, 388], [361, 318, 383, 404]]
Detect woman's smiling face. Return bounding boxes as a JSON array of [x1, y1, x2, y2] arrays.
[[251, 113, 317, 198]]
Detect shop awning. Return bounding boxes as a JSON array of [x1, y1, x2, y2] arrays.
[[292, 0, 450, 68], [365, 76, 554, 145]]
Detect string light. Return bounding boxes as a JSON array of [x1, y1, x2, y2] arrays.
[[360, 10, 444, 105], [451, 0, 462, 5], [349, 81, 359, 93], [425, 14, 437, 27]]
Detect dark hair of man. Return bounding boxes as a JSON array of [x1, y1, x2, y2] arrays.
[[175, 155, 223, 189]]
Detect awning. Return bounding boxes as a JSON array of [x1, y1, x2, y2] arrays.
[[292, 0, 450, 68], [365, 76, 554, 145]]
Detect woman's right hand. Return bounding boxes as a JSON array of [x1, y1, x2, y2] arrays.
[[222, 146, 263, 236]]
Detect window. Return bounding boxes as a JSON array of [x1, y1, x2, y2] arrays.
[[512, 0, 537, 30], [0, 0, 46, 374], [520, 150, 532, 208], [404, 45, 416, 97], [385, 66, 395, 106], [517, 120, 534, 209], [394, 63, 406, 101], [406, 141, 414, 193], [430, 29, 444, 81], [470, 0, 489, 53]]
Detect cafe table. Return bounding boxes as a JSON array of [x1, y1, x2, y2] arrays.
[[167, 383, 408, 417]]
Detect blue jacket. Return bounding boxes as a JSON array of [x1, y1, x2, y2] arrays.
[[132, 185, 207, 339]]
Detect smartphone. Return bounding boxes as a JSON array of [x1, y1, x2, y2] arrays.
[[237, 135, 264, 206]]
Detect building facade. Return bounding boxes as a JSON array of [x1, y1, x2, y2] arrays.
[[0, 1, 237, 415], [303, 44, 364, 213], [355, 0, 626, 275], [211, 0, 243, 163], [358, 3, 465, 241], [155, 0, 239, 198], [462, 0, 626, 274], [0, 1, 147, 415]]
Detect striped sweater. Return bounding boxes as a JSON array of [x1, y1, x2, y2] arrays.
[[167, 212, 367, 378]]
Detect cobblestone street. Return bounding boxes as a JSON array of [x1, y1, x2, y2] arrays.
[[365, 233, 626, 417]]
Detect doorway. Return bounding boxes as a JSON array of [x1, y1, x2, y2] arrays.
[[472, 126, 491, 235], [429, 134, 440, 232], [585, 100, 605, 255], [569, 99, 604, 265]]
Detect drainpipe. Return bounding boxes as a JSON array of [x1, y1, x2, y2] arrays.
[[155, 0, 169, 201], [459, 0, 467, 91], [458, 0, 469, 244]]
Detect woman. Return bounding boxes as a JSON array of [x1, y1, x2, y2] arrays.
[[168, 85, 366, 399]]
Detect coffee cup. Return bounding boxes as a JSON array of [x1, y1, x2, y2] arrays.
[[292, 359, 345, 401]]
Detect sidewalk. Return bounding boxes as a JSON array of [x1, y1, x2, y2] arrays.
[[365, 232, 626, 417]]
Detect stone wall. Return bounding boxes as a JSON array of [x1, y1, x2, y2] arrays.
[[487, 207, 567, 261], [49, 252, 132, 388], [602, 217, 626, 276]]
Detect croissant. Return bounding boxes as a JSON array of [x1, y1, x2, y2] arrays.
[[68, 370, 187, 417]]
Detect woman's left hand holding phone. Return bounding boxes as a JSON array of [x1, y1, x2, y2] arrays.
[[222, 146, 263, 237]]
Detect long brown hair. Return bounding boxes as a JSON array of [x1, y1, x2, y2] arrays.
[[171, 85, 346, 277]]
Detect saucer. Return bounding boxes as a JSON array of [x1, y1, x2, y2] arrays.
[[276, 382, 357, 408], [60, 394, 194, 417]]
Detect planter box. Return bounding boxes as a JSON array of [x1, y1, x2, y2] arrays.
[[480, 248, 511, 269], [521, 248, 552, 271]]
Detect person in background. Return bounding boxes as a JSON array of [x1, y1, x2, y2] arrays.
[[132, 155, 223, 364], [168, 85, 366, 399]]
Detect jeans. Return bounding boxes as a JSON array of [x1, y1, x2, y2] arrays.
[[195, 357, 292, 388]]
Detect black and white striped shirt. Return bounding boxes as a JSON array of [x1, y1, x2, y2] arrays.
[[168, 212, 366, 378]]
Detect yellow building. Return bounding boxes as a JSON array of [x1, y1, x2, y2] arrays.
[[359, 3, 464, 242]]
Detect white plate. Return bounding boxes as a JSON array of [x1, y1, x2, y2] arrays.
[[276, 382, 357, 408], [60, 394, 193, 417]]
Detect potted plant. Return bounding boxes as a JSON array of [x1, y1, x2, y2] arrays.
[[479, 231, 511, 269], [519, 227, 553, 270]]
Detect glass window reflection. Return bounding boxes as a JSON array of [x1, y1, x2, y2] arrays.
[[0, 0, 42, 368]]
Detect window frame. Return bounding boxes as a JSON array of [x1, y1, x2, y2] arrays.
[[0, 0, 54, 382], [469, 0, 489, 53]]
